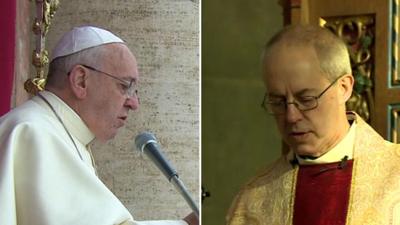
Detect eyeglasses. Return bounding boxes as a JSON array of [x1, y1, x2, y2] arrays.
[[261, 75, 345, 115], [81, 64, 138, 98]]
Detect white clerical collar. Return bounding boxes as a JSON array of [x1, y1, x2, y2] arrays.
[[287, 118, 356, 165], [33, 90, 95, 146]]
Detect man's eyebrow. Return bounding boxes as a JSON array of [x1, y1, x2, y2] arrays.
[[267, 88, 318, 98], [294, 88, 318, 96], [120, 76, 137, 83]]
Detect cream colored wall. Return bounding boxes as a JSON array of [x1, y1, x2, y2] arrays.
[[43, 0, 199, 220]]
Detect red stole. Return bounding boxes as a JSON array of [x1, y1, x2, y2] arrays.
[[293, 160, 354, 225]]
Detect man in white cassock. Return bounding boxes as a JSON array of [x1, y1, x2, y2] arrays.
[[0, 26, 198, 225]]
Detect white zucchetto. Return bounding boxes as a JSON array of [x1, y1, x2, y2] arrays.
[[50, 26, 124, 62]]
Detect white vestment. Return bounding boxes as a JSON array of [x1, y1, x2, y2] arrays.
[[0, 91, 187, 225]]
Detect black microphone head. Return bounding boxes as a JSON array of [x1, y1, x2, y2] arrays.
[[135, 132, 157, 152]]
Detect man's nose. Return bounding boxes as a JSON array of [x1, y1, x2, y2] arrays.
[[285, 103, 303, 123], [125, 95, 139, 111]]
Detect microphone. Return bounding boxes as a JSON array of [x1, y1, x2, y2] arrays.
[[135, 132, 199, 217], [135, 132, 178, 181]]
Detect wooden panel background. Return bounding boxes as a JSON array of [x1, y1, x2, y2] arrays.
[[292, 0, 400, 142]]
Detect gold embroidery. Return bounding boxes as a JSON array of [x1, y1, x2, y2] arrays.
[[288, 165, 298, 224], [346, 116, 400, 224], [226, 158, 297, 225], [227, 113, 400, 225]]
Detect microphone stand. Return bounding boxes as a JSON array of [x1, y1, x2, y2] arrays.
[[170, 175, 199, 217], [135, 132, 199, 217]]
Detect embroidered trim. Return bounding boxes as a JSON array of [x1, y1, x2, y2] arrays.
[[289, 165, 299, 223]]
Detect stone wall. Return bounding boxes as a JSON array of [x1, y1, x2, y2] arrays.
[[44, 0, 199, 220]]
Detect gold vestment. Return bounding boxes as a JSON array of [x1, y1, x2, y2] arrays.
[[227, 113, 400, 225]]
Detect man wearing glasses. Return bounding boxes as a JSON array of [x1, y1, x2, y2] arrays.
[[227, 25, 400, 225], [0, 26, 197, 225]]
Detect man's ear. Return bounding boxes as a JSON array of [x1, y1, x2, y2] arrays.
[[339, 74, 354, 103], [68, 65, 89, 99]]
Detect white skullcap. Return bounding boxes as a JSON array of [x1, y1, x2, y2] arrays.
[[50, 25, 124, 62]]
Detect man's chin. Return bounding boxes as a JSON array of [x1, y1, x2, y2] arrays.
[[96, 131, 118, 143], [290, 144, 319, 157]]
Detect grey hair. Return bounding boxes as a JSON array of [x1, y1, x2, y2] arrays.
[[46, 45, 109, 89], [262, 25, 352, 81]]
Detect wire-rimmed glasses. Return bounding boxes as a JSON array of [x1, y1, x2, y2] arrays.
[[81, 64, 138, 98], [261, 75, 345, 115]]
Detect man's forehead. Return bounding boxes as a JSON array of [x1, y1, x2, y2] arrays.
[[263, 66, 328, 96], [263, 45, 322, 79], [103, 44, 138, 76]]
